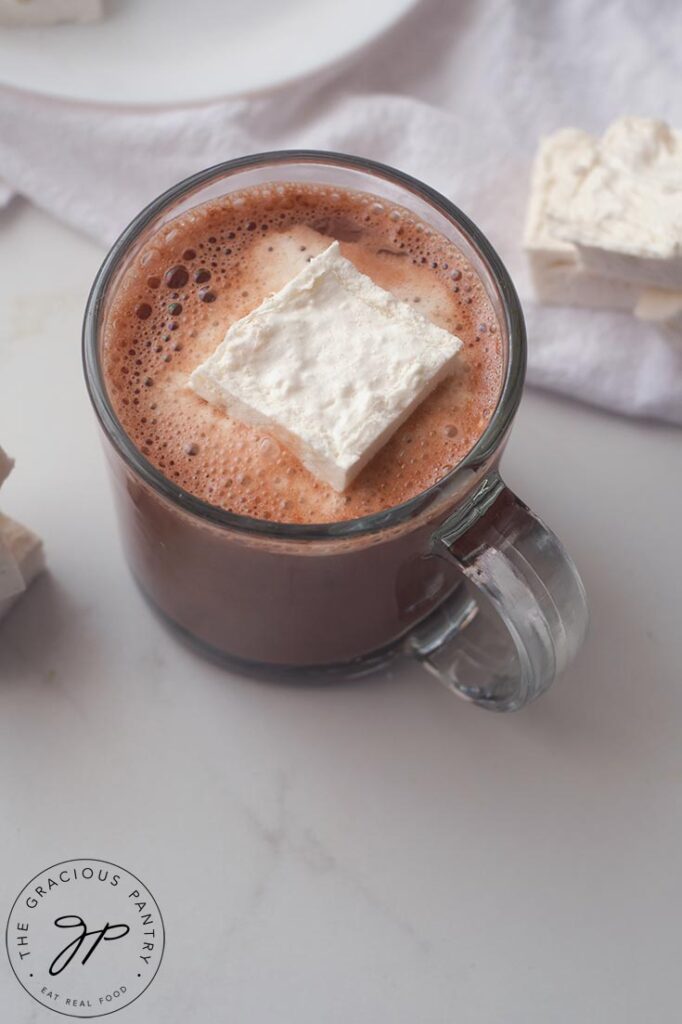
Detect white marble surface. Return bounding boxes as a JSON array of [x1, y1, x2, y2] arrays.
[[1, 199, 681, 1022]]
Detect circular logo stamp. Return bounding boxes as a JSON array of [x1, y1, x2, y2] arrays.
[[5, 859, 165, 1018]]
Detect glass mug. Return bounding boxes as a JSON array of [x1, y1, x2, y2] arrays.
[[83, 152, 588, 711]]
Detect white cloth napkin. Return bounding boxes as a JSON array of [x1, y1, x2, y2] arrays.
[[1, 0, 681, 424]]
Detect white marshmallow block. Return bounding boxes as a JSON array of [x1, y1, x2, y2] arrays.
[[524, 128, 639, 311], [0, 529, 25, 604], [549, 118, 682, 290], [0, 514, 45, 621], [0, 446, 23, 602], [189, 241, 463, 491], [0, 447, 45, 621]]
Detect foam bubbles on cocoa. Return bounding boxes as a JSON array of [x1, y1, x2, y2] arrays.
[[103, 183, 504, 524]]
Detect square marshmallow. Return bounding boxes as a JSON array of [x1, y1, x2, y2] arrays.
[[189, 241, 463, 491], [551, 118, 682, 291], [524, 120, 682, 333], [524, 128, 638, 311], [0, 514, 44, 618], [0, 447, 45, 618]]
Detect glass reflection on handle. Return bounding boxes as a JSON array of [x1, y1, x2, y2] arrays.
[[407, 475, 588, 711]]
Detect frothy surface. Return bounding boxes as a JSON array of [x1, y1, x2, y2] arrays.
[[103, 184, 503, 524]]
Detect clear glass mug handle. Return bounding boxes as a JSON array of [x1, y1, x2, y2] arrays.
[[406, 473, 588, 711]]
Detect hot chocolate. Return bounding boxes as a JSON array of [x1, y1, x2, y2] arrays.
[[103, 183, 503, 524]]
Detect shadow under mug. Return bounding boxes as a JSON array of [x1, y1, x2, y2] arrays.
[[83, 151, 588, 711]]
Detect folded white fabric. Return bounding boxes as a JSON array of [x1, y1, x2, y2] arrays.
[[0, 0, 681, 425]]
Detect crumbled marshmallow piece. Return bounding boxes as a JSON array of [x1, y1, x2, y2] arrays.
[[189, 241, 462, 491], [0, 0, 102, 26], [550, 118, 682, 290], [0, 530, 25, 604], [524, 128, 638, 310], [0, 448, 45, 621], [0, 515, 44, 621]]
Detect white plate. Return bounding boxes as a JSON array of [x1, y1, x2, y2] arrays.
[[0, 0, 416, 107]]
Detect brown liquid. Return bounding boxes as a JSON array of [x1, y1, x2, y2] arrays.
[[103, 184, 503, 524]]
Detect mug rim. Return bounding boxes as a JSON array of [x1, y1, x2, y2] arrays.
[[82, 150, 526, 541]]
